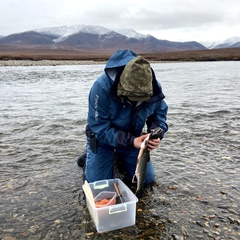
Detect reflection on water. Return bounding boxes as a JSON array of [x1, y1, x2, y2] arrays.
[[0, 62, 239, 239]]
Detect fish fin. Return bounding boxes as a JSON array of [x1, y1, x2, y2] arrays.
[[132, 174, 137, 183]]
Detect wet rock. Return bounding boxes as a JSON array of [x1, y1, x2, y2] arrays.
[[2, 237, 17, 240], [228, 208, 239, 215], [204, 221, 210, 227], [54, 219, 61, 224], [181, 226, 189, 236], [181, 187, 190, 193], [218, 204, 229, 209], [196, 221, 205, 227], [227, 216, 240, 225], [168, 185, 177, 190], [218, 216, 226, 222], [3, 229, 15, 233], [209, 214, 217, 220], [195, 195, 204, 201], [220, 190, 227, 195], [19, 231, 31, 237], [209, 229, 220, 236], [172, 234, 184, 240], [214, 222, 220, 228], [207, 232, 215, 238]]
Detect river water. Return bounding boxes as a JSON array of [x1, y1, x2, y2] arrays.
[[0, 61, 239, 240]]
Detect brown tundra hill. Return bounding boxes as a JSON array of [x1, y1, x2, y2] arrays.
[[0, 45, 240, 62]]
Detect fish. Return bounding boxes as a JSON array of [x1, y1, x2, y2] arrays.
[[132, 127, 163, 197]]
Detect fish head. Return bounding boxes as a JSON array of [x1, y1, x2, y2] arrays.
[[150, 127, 163, 139]]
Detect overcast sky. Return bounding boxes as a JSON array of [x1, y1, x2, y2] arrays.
[[1, 0, 240, 42]]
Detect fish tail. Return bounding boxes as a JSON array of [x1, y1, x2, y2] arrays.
[[136, 189, 144, 198]]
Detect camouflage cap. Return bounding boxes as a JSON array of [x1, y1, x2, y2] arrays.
[[117, 55, 153, 101]]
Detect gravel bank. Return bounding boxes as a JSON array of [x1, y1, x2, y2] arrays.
[[0, 60, 106, 67]]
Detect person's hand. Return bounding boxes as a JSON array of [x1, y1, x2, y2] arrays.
[[133, 134, 148, 149], [147, 138, 160, 151], [133, 134, 160, 151]]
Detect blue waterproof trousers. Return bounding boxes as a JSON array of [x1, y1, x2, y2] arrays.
[[84, 137, 155, 183]]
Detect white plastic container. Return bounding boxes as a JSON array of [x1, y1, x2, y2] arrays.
[[82, 178, 138, 233]]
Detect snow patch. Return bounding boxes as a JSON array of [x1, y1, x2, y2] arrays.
[[113, 28, 146, 39], [35, 25, 112, 42], [200, 36, 240, 49]]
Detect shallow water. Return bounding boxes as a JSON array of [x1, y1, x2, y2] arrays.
[[0, 61, 239, 239]]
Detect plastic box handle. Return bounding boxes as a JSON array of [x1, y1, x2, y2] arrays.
[[93, 180, 109, 189], [109, 204, 127, 214]]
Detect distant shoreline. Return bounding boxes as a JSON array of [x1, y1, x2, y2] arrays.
[[0, 47, 240, 66], [0, 59, 105, 67]]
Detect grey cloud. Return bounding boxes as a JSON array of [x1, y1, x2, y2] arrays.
[[1, 0, 240, 41]]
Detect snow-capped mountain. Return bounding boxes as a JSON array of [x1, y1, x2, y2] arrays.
[[35, 25, 112, 42], [0, 24, 239, 52], [34, 25, 240, 49], [0, 24, 206, 52], [36, 25, 110, 36], [200, 36, 240, 49], [36, 25, 147, 40]]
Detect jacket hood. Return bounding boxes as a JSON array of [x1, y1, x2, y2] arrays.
[[105, 49, 165, 102], [104, 49, 138, 81]]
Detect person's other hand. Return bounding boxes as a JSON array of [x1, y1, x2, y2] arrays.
[[147, 138, 160, 151], [133, 134, 148, 149]]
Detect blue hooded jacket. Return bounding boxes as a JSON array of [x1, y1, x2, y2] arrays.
[[87, 49, 168, 148]]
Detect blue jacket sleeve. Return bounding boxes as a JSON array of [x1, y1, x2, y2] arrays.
[[146, 99, 168, 139]]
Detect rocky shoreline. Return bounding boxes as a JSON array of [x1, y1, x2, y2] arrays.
[[0, 59, 105, 67]]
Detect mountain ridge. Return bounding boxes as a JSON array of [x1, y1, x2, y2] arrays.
[[200, 36, 240, 49], [0, 25, 239, 52], [0, 25, 206, 53]]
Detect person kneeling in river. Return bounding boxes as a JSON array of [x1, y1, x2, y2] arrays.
[[84, 49, 168, 184]]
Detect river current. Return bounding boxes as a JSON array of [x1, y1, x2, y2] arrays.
[[0, 61, 239, 239]]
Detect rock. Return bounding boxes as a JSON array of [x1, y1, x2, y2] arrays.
[[218, 204, 229, 209], [196, 221, 204, 227]]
